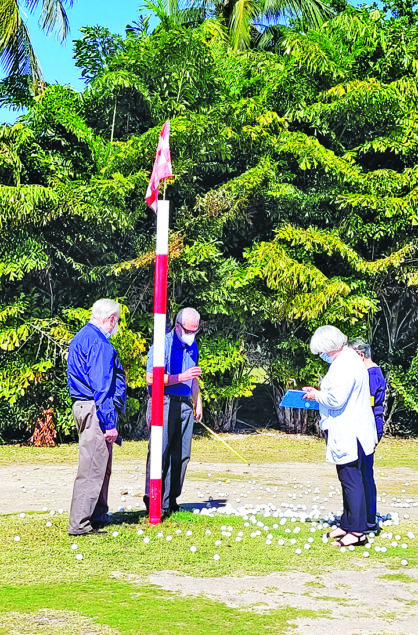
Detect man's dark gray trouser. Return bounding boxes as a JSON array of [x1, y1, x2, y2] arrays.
[[145, 395, 194, 512], [68, 400, 112, 535]]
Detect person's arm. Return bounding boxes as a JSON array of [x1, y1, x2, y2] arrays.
[[304, 365, 355, 410], [370, 370, 386, 441], [86, 341, 119, 439], [146, 366, 201, 386], [113, 357, 127, 414], [192, 378, 203, 421]]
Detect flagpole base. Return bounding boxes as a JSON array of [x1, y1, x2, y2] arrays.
[[149, 478, 162, 525]]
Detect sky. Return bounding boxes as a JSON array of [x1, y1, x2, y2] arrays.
[[0, 0, 144, 124]]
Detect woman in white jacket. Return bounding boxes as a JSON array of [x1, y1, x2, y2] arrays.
[[303, 325, 377, 547]]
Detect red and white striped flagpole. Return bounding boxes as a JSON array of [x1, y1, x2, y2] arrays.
[[149, 199, 169, 525]]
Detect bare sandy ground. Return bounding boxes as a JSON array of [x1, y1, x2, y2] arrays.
[[1, 456, 417, 520]]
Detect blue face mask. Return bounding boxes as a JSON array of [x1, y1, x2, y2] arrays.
[[320, 352, 333, 364]]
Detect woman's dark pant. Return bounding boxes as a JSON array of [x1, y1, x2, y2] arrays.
[[358, 445, 377, 530], [336, 442, 367, 533]]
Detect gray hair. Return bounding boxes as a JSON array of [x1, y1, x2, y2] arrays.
[[176, 307, 200, 325], [90, 299, 120, 323], [348, 338, 371, 358], [310, 325, 347, 354]]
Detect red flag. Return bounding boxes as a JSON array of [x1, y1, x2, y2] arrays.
[[145, 121, 173, 212]]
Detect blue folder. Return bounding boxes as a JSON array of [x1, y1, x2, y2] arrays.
[[279, 389, 319, 410]]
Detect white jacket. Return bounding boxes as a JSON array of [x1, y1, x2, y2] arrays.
[[314, 347, 377, 464]]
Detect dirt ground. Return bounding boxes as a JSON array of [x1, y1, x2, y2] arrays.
[[1, 447, 417, 634]]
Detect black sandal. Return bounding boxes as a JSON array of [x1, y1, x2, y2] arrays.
[[323, 528, 346, 540], [331, 532, 367, 547]]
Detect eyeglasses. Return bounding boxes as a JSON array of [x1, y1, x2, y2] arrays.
[[176, 322, 200, 335]]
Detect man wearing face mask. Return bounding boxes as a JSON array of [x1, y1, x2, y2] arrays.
[[67, 299, 126, 535], [144, 307, 202, 516]]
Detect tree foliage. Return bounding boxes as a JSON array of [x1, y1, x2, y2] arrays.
[[0, 1, 417, 440]]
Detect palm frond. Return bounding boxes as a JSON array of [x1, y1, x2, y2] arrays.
[[261, 0, 334, 28], [0, 20, 43, 83], [38, 0, 70, 41], [230, 0, 261, 50], [0, 0, 20, 49]]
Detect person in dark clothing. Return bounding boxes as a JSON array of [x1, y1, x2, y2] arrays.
[[67, 299, 126, 536], [144, 308, 202, 516], [349, 338, 386, 533]]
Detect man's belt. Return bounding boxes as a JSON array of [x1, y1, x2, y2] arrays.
[[167, 394, 193, 406]]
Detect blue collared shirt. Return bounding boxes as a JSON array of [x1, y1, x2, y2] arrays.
[[67, 323, 127, 431], [147, 329, 199, 397]]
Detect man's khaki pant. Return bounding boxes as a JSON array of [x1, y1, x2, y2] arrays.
[[68, 400, 112, 535]]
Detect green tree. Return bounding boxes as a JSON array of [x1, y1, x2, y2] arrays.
[[0, 0, 75, 108]]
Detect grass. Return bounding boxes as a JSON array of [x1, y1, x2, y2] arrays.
[[0, 581, 322, 634], [0, 434, 417, 633], [0, 433, 417, 468], [1, 509, 416, 633]]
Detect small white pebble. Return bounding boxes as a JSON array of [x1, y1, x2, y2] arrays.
[[137, 529, 144, 536], [45, 521, 52, 527], [112, 531, 119, 537], [75, 553, 83, 561], [143, 536, 150, 543], [71, 543, 78, 550], [401, 559, 408, 566], [186, 530, 193, 536], [213, 554, 220, 560], [14, 536, 21, 542], [19, 513, 25, 518], [215, 539, 221, 546], [190, 545, 197, 552], [166, 535, 173, 541], [340, 546, 346, 553], [295, 548, 302, 554], [363, 551, 370, 558]]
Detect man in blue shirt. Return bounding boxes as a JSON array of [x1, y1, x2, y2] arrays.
[[67, 299, 126, 535], [144, 307, 202, 515]]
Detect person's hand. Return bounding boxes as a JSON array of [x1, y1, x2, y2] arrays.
[[104, 428, 118, 444], [302, 386, 317, 401], [179, 366, 202, 382], [194, 400, 203, 422]]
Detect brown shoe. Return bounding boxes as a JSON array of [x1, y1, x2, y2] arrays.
[[69, 528, 107, 536]]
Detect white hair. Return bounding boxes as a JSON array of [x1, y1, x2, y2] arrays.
[[90, 299, 120, 323], [310, 325, 347, 354], [176, 307, 200, 325]]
